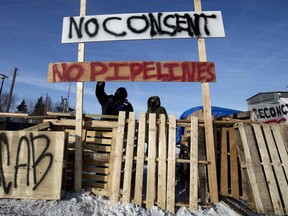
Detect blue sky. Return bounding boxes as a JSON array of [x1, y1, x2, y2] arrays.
[[0, 0, 287, 118]]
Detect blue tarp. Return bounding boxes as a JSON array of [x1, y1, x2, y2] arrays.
[[176, 106, 242, 144]]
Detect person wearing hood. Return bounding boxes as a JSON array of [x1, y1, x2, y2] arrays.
[[96, 81, 133, 118], [146, 96, 167, 119]]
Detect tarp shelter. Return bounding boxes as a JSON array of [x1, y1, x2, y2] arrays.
[[176, 106, 242, 144]]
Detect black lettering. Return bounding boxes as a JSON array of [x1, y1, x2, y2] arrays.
[[127, 15, 149, 34], [281, 104, 287, 115], [270, 107, 276, 117], [103, 17, 126, 37], [14, 136, 30, 188], [258, 109, 265, 118], [0, 133, 12, 194], [30, 134, 53, 190], [275, 106, 282, 116], [69, 17, 85, 39], [194, 13, 217, 36], [163, 14, 177, 36], [264, 108, 270, 118], [85, 18, 99, 37]]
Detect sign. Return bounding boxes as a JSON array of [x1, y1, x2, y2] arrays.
[[62, 11, 225, 43], [48, 61, 216, 82], [249, 98, 288, 123], [0, 131, 66, 200]]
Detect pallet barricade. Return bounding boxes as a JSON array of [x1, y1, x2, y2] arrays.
[[234, 122, 288, 215], [24, 112, 218, 213]]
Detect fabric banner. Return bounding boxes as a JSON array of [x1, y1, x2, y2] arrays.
[[248, 98, 288, 123]]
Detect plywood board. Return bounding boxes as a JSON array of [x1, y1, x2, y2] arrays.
[[48, 61, 216, 83], [0, 131, 66, 200]]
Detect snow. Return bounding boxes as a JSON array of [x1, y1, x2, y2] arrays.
[[0, 190, 240, 216]]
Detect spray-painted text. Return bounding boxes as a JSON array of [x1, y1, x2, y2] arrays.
[[62, 11, 225, 43], [48, 61, 216, 83]]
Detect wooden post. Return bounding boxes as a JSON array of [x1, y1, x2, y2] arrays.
[[194, 0, 219, 203], [74, 0, 86, 192]]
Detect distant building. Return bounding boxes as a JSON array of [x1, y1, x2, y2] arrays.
[[246, 91, 288, 105], [246, 91, 288, 123]]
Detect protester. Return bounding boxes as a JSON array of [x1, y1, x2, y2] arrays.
[[96, 81, 133, 119], [146, 96, 167, 119]]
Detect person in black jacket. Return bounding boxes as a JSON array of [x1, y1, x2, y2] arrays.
[[96, 81, 133, 118], [146, 96, 167, 119]]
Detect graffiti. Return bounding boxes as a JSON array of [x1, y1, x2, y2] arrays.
[[48, 61, 216, 83], [0, 132, 53, 194], [62, 11, 225, 43], [249, 98, 288, 123]]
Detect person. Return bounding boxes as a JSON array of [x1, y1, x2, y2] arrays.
[[96, 81, 133, 119], [146, 96, 167, 119]]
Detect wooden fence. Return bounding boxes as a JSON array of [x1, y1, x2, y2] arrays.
[[233, 122, 288, 215], [39, 111, 218, 213]]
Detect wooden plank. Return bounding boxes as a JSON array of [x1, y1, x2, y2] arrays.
[[220, 127, 228, 196], [271, 124, 288, 182], [48, 61, 216, 83], [74, 0, 86, 192], [194, 0, 219, 204], [253, 124, 283, 215], [109, 112, 126, 205], [278, 124, 288, 150], [262, 124, 288, 210], [134, 113, 146, 206], [83, 144, 111, 153], [189, 116, 198, 210], [146, 113, 157, 209], [166, 115, 176, 213], [157, 114, 167, 209], [107, 127, 118, 192], [234, 125, 251, 204], [22, 121, 51, 131], [198, 127, 209, 204], [86, 130, 113, 138], [237, 123, 264, 212], [122, 112, 136, 204], [229, 127, 240, 199], [0, 131, 66, 200]]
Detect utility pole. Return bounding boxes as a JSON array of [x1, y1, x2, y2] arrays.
[[6, 67, 18, 113], [0, 73, 9, 98]]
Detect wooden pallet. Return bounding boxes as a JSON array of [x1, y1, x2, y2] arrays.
[[234, 123, 288, 215], [107, 112, 203, 213]]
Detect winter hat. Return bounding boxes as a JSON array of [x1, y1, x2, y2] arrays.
[[114, 87, 127, 100]]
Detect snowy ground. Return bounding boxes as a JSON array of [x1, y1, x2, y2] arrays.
[[0, 190, 241, 216]]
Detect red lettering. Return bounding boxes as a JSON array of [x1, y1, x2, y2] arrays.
[[143, 62, 157, 80], [156, 62, 169, 81], [197, 63, 206, 81], [129, 63, 143, 81], [206, 63, 216, 82], [90, 62, 108, 81], [61, 63, 84, 81], [52, 64, 64, 82], [163, 63, 181, 81], [181, 62, 196, 81], [106, 62, 129, 80]]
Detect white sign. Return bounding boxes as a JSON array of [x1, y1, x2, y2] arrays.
[[62, 11, 225, 43], [249, 98, 288, 123]]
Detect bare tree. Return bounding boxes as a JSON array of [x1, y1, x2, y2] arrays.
[[0, 92, 17, 112]]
